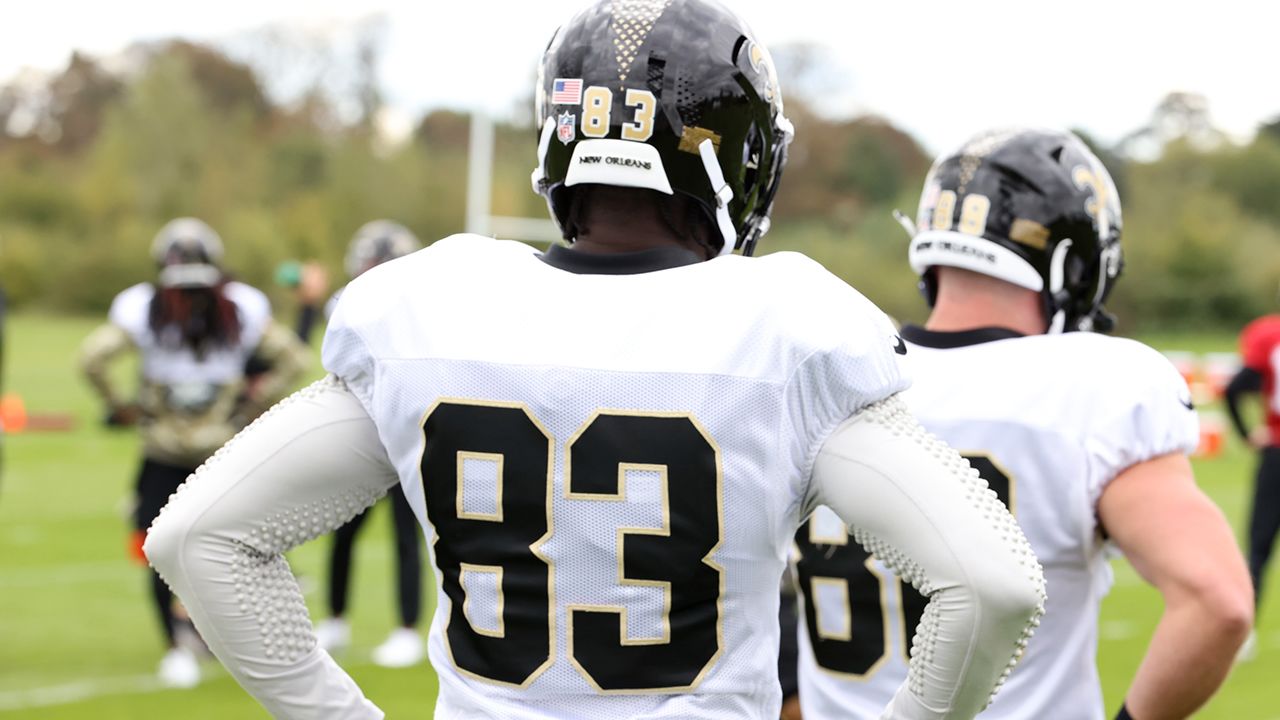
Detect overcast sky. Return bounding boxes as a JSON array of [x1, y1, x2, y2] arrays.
[[2, 0, 1274, 153]]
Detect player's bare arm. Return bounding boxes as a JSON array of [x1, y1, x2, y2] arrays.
[[1098, 452, 1253, 720], [812, 395, 1046, 719]]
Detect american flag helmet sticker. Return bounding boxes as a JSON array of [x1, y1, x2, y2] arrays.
[[552, 78, 584, 105]]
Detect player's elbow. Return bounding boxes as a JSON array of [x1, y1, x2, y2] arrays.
[[1192, 577, 1254, 644], [967, 550, 1046, 640], [142, 493, 197, 581], [987, 571, 1045, 630], [1164, 565, 1255, 646], [142, 513, 179, 577]]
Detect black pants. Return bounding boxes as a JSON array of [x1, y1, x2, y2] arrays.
[[1249, 447, 1280, 615], [328, 485, 423, 627], [135, 457, 197, 647]]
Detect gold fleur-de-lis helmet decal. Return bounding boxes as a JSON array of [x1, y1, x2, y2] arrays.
[[610, 0, 672, 87], [747, 39, 782, 108], [1071, 162, 1117, 240]]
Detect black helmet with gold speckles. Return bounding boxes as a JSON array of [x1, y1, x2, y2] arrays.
[[532, 0, 793, 256], [904, 128, 1124, 333]]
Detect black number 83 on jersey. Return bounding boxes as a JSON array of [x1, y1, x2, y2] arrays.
[[421, 400, 723, 692]]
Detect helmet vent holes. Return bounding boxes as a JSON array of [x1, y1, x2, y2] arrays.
[[645, 56, 666, 97], [676, 76, 701, 126]]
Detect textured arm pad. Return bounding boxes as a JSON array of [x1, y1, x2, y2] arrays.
[[144, 375, 400, 719], [811, 395, 1046, 720]]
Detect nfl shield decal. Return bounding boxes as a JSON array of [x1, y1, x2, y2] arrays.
[[557, 113, 576, 144]]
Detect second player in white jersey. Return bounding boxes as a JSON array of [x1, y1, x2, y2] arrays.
[[794, 127, 1252, 720], [797, 329, 1197, 720]]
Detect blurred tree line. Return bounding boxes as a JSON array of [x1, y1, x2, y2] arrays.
[[0, 39, 1277, 333]]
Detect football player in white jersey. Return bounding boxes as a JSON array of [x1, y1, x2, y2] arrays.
[[143, 3, 1045, 718], [80, 217, 310, 687], [792, 128, 1253, 720]]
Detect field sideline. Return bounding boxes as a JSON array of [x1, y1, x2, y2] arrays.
[[1, 313, 1277, 718]]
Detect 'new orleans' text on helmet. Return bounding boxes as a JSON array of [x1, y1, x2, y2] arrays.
[[903, 128, 1124, 333], [531, 0, 793, 257]]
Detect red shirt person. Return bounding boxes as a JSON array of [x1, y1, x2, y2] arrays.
[[1225, 314, 1280, 656], [1230, 316, 1280, 447]]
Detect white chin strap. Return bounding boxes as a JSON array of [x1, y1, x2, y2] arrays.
[[529, 117, 557, 195], [697, 138, 737, 257], [1046, 239, 1073, 334]]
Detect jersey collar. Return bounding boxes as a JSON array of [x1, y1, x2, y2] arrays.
[[539, 244, 704, 275], [900, 324, 1026, 349]]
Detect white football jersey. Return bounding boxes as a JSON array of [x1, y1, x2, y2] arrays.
[[322, 235, 908, 719], [796, 326, 1199, 720], [109, 281, 272, 384]]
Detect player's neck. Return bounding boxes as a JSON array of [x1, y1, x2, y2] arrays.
[[573, 225, 707, 257], [925, 268, 1047, 336], [568, 188, 714, 259]]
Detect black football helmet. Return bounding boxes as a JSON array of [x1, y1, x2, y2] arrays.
[[903, 128, 1124, 333], [531, 0, 793, 256], [151, 217, 225, 288], [345, 220, 422, 278]]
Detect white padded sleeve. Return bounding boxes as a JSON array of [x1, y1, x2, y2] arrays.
[[144, 375, 400, 719], [810, 395, 1046, 720]]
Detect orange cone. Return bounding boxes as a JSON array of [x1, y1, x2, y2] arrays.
[[1194, 411, 1225, 459], [0, 393, 26, 433]]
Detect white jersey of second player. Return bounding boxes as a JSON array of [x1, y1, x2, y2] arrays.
[[108, 281, 272, 384], [323, 235, 908, 719], [796, 326, 1198, 720]]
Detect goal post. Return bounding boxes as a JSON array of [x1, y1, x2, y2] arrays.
[[465, 112, 562, 244]]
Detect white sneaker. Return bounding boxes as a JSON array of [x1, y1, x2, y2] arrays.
[[372, 628, 425, 668], [315, 618, 351, 653], [158, 647, 200, 688], [1236, 629, 1258, 663]]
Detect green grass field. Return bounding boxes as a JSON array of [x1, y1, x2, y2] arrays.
[[1, 313, 1277, 718]]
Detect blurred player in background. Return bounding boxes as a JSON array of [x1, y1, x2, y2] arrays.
[[300, 221, 428, 668], [1225, 309, 1280, 657], [791, 128, 1253, 720], [143, 2, 1045, 718], [80, 217, 310, 687]]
